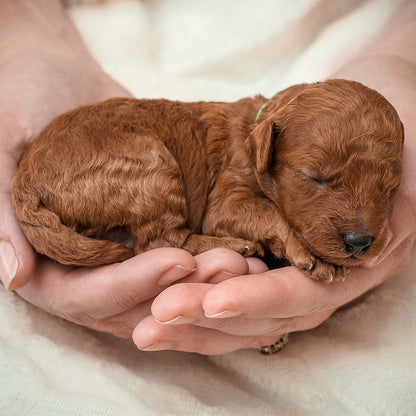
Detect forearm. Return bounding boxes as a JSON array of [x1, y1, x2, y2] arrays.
[[0, 0, 94, 62], [334, 1, 415, 119], [0, 0, 127, 146], [334, 0, 416, 209]]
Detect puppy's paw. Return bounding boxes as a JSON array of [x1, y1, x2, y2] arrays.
[[307, 259, 347, 283], [269, 234, 347, 282], [233, 239, 264, 257], [275, 236, 316, 273], [182, 234, 262, 256]]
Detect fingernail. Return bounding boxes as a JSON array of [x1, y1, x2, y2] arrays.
[[155, 315, 195, 325], [204, 309, 242, 319], [0, 241, 18, 290], [157, 264, 197, 286], [139, 340, 175, 351]]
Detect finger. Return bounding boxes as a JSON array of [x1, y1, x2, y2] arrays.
[[181, 248, 251, 284], [246, 256, 269, 274], [190, 309, 333, 337], [17, 247, 196, 322], [203, 267, 331, 319], [0, 152, 36, 290], [202, 234, 415, 320], [151, 282, 212, 323], [0, 194, 36, 290], [133, 315, 280, 355], [152, 281, 333, 336]]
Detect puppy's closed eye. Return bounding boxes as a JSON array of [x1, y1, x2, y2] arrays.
[[298, 169, 329, 188]]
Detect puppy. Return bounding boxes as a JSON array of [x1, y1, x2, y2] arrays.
[[12, 79, 404, 281]]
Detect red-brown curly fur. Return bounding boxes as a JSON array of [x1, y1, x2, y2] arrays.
[[12, 79, 404, 281]]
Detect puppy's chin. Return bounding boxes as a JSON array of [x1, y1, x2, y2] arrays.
[[302, 220, 392, 269], [342, 255, 378, 268], [311, 243, 387, 269]]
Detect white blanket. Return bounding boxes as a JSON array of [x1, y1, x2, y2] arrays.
[[2, 0, 415, 414]]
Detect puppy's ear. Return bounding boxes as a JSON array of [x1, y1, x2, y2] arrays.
[[246, 117, 279, 174], [246, 83, 311, 174]]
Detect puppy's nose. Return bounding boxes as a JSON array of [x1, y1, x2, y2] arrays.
[[343, 234, 373, 256]]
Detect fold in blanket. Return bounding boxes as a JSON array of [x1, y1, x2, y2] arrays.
[[2, 1, 415, 415]]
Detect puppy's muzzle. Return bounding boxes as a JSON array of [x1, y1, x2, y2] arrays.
[[343, 234, 373, 256]]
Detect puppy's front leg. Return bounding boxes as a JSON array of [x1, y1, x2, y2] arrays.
[[204, 187, 345, 282], [267, 222, 346, 282], [203, 187, 306, 261], [263, 221, 346, 282]]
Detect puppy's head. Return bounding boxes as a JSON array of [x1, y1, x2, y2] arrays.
[[246, 79, 404, 267]]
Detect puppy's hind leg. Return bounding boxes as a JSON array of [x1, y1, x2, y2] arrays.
[[130, 207, 261, 257], [126, 138, 261, 257], [137, 224, 261, 257]]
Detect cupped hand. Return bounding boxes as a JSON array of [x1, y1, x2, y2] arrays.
[[17, 248, 257, 338], [133, 192, 416, 354]]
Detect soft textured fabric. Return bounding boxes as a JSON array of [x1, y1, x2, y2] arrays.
[[2, 0, 415, 414]]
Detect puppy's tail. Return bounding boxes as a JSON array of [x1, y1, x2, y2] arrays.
[[12, 187, 134, 267]]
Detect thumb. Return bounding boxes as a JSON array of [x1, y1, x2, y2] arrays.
[[0, 154, 36, 290]]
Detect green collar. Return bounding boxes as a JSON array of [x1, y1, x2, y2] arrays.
[[255, 102, 268, 121]]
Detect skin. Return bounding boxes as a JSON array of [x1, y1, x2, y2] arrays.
[[1, 0, 415, 354]]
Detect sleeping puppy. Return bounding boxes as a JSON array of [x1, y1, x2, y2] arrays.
[[12, 79, 404, 282]]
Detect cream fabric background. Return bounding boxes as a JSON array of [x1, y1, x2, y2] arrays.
[[2, 0, 415, 414]]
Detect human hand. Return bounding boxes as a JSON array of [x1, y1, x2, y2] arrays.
[[0, 3, 286, 340], [0, 1, 131, 290], [132, 191, 416, 354], [132, 0, 416, 355], [17, 248, 259, 338]]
